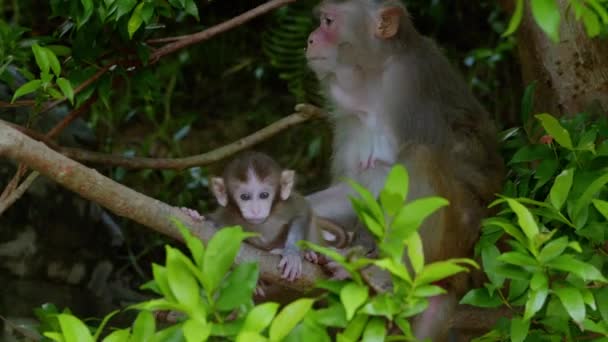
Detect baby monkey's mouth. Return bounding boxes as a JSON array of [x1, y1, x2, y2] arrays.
[[246, 217, 266, 225]]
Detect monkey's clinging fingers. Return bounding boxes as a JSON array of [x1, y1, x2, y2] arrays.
[[179, 207, 205, 222]]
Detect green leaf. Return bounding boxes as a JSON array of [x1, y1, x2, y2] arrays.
[[524, 288, 548, 320], [510, 317, 530, 342], [481, 245, 505, 287], [361, 317, 386, 342], [406, 232, 424, 274], [183, 319, 211, 342], [128, 3, 145, 39], [592, 199, 608, 220], [412, 285, 446, 297], [549, 169, 574, 210], [11, 79, 42, 102], [45, 48, 61, 77], [416, 260, 468, 285], [459, 288, 503, 308], [166, 247, 200, 308], [538, 236, 568, 263], [242, 302, 280, 333], [56, 78, 74, 104], [497, 251, 538, 267], [554, 287, 585, 324], [506, 198, 539, 242], [339, 314, 369, 342], [386, 197, 449, 257], [79, 0, 94, 27], [32, 43, 50, 74], [174, 221, 205, 269], [572, 172, 608, 220], [215, 263, 258, 311], [203, 226, 254, 294], [131, 311, 155, 342], [340, 283, 369, 320], [483, 217, 527, 247], [116, 0, 137, 19], [379, 165, 409, 216], [151, 264, 175, 302], [373, 258, 411, 283], [546, 255, 606, 282], [595, 287, 608, 323], [269, 298, 315, 341], [57, 314, 94, 342], [530, 0, 561, 43], [581, 7, 601, 37], [535, 113, 572, 149], [235, 332, 266, 342], [359, 294, 399, 320], [93, 310, 121, 341], [184, 0, 199, 21], [503, 0, 524, 36], [530, 272, 548, 291], [347, 180, 385, 226], [102, 329, 130, 342], [510, 144, 553, 163]]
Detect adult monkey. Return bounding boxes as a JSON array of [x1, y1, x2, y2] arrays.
[[304, 0, 504, 340]]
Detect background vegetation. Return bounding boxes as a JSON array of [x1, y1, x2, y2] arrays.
[[1, 0, 607, 340]]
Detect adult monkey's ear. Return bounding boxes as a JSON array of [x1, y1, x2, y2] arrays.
[[375, 6, 404, 39]]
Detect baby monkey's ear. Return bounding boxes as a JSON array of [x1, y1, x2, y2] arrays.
[[211, 177, 228, 207], [280, 170, 295, 200]]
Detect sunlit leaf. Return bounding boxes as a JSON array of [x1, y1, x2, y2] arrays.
[[506, 198, 539, 243], [216, 263, 258, 311], [340, 283, 369, 320], [554, 287, 585, 324], [548, 168, 574, 210], [56, 78, 74, 104], [510, 316, 530, 342], [379, 165, 409, 216], [131, 311, 155, 342], [530, 0, 561, 43], [524, 288, 548, 320], [32, 43, 50, 74], [503, 0, 524, 36], [269, 298, 315, 341], [11, 79, 42, 102], [57, 314, 94, 342], [203, 226, 255, 294], [535, 113, 572, 149], [242, 302, 280, 333], [361, 317, 386, 342]]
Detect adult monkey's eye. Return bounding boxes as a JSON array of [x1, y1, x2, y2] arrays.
[[259, 192, 270, 199], [240, 193, 251, 201]]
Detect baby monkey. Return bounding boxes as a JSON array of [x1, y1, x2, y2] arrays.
[[182, 151, 348, 282]]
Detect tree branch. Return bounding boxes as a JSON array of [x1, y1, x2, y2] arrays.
[[0, 120, 325, 291], [17, 104, 326, 170], [149, 0, 296, 63]]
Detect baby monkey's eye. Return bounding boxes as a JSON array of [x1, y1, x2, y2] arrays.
[[259, 192, 270, 199], [240, 193, 251, 201]]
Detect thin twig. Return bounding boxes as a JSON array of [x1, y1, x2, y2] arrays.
[[0, 171, 40, 216], [149, 0, 296, 63], [59, 104, 326, 169]]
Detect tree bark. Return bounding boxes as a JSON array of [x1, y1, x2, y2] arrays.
[[515, 0, 608, 116], [0, 120, 327, 291]]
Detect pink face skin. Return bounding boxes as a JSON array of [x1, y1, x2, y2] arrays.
[[306, 7, 341, 60]]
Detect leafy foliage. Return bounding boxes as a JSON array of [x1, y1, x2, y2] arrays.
[[35, 165, 475, 341], [464, 85, 608, 341], [262, 0, 321, 104], [504, 0, 608, 42]]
